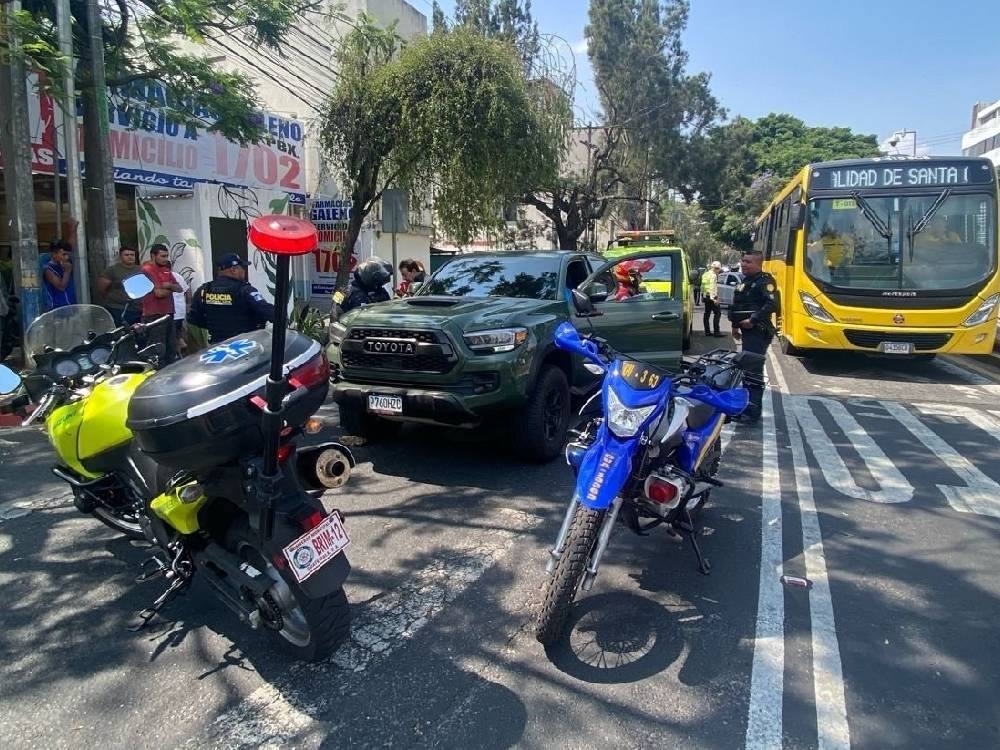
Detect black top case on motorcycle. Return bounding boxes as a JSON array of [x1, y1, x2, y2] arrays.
[[126, 329, 327, 471]]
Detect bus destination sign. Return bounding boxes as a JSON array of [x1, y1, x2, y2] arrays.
[[811, 161, 994, 191]]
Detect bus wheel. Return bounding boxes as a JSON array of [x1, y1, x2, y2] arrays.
[[780, 336, 805, 357]]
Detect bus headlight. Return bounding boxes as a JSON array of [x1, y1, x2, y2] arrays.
[[799, 291, 836, 324], [962, 294, 1000, 327]]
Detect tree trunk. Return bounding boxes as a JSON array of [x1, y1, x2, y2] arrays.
[[81, 0, 119, 279], [336, 199, 366, 290]]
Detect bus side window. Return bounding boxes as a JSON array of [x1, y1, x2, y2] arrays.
[[772, 201, 789, 261]]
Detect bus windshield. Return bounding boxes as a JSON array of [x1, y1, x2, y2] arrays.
[[804, 192, 996, 291]]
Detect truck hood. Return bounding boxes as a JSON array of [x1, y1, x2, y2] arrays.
[[342, 295, 556, 331]]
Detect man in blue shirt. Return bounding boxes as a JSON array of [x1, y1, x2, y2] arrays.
[[43, 240, 76, 309]]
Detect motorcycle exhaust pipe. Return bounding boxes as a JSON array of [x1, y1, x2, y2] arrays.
[[295, 442, 356, 490], [581, 496, 624, 592], [546, 496, 581, 574]]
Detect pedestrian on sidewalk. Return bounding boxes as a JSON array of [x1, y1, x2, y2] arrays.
[[42, 240, 76, 310], [96, 246, 143, 325], [692, 267, 703, 306], [169, 262, 191, 356], [729, 250, 777, 425], [141, 244, 181, 364], [701, 261, 723, 337]]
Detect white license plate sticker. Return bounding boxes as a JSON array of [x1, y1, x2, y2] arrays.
[[282, 514, 351, 583], [881, 342, 913, 354], [368, 394, 403, 414]]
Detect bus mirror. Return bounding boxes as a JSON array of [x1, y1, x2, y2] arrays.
[[789, 204, 806, 230]]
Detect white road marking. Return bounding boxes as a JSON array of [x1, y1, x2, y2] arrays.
[[788, 396, 913, 504], [785, 396, 851, 750], [880, 401, 1000, 519], [916, 403, 1000, 444], [202, 509, 540, 749], [745, 386, 784, 750], [935, 358, 1000, 396], [767, 348, 788, 394]]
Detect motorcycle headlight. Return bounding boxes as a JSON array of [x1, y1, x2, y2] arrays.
[[463, 327, 528, 354], [328, 321, 348, 345], [606, 387, 657, 438], [962, 293, 999, 327], [799, 291, 836, 323]]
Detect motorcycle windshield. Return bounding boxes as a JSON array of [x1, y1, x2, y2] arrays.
[[23, 305, 115, 367]]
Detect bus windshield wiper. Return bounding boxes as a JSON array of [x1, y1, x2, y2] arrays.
[[906, 188, 952, 259], [850, 192, 893, 240]]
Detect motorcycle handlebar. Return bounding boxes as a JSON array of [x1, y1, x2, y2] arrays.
[[23, 392, 56, 426]]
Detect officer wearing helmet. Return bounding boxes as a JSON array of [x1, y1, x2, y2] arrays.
[[189, 253, 275, 343], [331, 256, 392, 321]]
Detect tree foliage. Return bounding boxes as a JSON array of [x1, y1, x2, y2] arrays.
[[702, 113, 881, 250], [321, 18, 563, 285]]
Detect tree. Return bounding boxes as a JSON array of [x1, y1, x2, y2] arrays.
[[587, 0, 722, 195], [320, 19, 562, 287], [703, 113, 881, 250], [5, 0, 322, 271]]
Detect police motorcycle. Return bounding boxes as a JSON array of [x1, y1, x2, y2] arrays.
[[535, 289, 764, 645], [0, 217, 357, 660]]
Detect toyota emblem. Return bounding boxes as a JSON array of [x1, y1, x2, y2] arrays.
[[893, 313, 905, 325]]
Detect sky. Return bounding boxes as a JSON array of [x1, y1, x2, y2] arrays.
[[431, 0, 1000, 155]]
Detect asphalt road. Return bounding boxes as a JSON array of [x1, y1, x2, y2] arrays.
[[1, 315, 999, 749]]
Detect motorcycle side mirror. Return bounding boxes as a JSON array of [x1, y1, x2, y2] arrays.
[[123, 274, 154, 300], [0, 364, 22, 394]]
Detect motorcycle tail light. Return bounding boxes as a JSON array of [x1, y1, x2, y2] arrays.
[[288, 353, 330, 390], [644, 475, 681, 507], [300, 510, 325, 531], [277, 444, 294, 463]]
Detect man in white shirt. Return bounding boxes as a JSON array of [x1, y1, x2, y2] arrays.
[[701, 261, 723, 337]]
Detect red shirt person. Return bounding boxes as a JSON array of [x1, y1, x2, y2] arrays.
[[141, 244, 182, 363]]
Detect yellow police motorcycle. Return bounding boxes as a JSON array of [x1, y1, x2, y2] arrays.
[[0, 259, 357, 660]]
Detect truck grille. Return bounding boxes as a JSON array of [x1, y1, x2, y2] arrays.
[[342, 328, 454, 374], [342, 352, 453, 373], [348, 328, 440, 344], [843, 330, 952, 351]]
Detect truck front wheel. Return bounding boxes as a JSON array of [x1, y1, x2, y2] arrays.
[[511, 365, 571, 463]]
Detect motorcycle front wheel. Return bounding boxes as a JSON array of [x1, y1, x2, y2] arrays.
[[230, 525, 352, 661], [535, 504, 604, 646]]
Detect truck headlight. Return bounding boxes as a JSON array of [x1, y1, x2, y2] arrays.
[[962, 294, 999, 327], [606, 387, 656, 438], [799, 291, 836, 323], [463, 327, 528, 354], [328, 321, 348, 345]]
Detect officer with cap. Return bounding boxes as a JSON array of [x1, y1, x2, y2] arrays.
[[189, 253, 275, 343], [729, 249, 777, 425]]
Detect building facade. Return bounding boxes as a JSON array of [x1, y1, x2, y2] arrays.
[[962, 100, 1000, 165]]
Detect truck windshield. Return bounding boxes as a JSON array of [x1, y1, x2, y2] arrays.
[[805, 192, 996, 291], [420, 256, 560, 299]]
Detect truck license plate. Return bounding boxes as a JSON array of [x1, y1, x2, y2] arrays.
[[368, 394, 403, 414], [881, 342, 913, 355], [282, 514, 351, 583]]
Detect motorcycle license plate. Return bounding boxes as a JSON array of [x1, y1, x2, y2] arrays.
[[368, 394, 403, 414], [880, 342, 913, 355], [282, 514, 351, 583]]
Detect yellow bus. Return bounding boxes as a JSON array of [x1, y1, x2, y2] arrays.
[[756, 156, 999, 358]]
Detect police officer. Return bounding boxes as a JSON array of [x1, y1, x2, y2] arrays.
[[189, 253, 275, 343], [330, 256, 392, 321], [729, 249, 777, 425]]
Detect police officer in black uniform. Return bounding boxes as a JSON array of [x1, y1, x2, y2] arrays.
[[729, 249, 777, 425], [189, 253, 275, 343], [330, 256, 392, 322]]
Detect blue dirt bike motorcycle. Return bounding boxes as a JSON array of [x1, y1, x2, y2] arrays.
[[535, 310, 763, 645]]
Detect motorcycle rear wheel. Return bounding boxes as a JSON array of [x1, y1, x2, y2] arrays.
[[535, 505, 604, 646], [230, 526, 351, 661]]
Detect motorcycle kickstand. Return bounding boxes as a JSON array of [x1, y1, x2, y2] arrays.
[[677, 509, 711, 575], [135, 556, 168, 584], [128, 574, 190, 632]]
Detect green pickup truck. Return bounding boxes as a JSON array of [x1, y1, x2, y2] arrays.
[[327, 250, 686, 461]]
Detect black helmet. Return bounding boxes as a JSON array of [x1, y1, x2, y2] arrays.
[[355, 256, 392, 290]]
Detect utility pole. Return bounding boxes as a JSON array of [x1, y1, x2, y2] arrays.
[[58, 0, 90, 302], [82, 0, 119, 284], [0, 0, 43, 327]]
